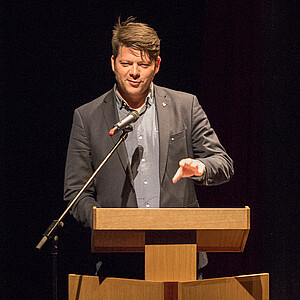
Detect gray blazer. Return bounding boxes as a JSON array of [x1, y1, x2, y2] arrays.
[[64, 85, 234, 229]]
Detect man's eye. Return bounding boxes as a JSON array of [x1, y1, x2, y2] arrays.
[[121, 63, 129, 66], [140, 64, 149, 68]]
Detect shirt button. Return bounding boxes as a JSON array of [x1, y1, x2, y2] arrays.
[[144, 180, 148, 185], [141, 158, 145, 162], [138, 135, 143, 140], [146, 204, 150, 208]]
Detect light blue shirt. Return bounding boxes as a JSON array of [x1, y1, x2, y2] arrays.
[[114, 84, 160, 208]]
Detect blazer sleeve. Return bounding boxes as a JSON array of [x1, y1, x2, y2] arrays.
[[191, 96, 234, 185], [64, 109, 101, 228]]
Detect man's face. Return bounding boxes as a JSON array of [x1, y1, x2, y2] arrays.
[[111, 46, 160, 105]]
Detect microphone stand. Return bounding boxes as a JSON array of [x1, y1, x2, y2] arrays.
[[35, 127, 132, 300]]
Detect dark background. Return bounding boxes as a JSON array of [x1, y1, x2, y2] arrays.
[[2, 1, 299, 299]]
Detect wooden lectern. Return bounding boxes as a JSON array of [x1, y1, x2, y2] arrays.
[[69, 207, 269, 299]]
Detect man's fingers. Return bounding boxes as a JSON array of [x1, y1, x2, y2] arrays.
[[174, 159, 205, 182], [179, 158, 193, 167], [172, 167, 183, 183]]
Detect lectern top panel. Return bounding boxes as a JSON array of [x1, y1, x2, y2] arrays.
[[93, 207, 250, 230]]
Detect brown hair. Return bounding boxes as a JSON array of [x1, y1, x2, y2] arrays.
[[112, 17, 160, 61]]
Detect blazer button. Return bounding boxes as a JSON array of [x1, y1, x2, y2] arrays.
[[132, 188, 135, 194]]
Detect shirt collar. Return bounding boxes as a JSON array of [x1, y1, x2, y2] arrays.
[[114, 83, 154, 111]]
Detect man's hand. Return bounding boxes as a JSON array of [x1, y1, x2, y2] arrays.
[[172, 158, 205, 183]]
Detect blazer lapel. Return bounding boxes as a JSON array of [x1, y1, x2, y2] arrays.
[[102, 91, 130, 173], [155, 85, 171, 184]]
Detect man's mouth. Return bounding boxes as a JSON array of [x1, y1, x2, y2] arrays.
[[128, 80, 141, 87]]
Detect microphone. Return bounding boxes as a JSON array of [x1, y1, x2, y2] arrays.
[[109, 110, 140, 136]]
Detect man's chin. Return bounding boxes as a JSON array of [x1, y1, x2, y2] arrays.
[[125, 87, 146, 96], [118, 84, 149, 99]]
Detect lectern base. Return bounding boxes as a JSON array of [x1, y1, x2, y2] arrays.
[[69, 273, 269, 300]]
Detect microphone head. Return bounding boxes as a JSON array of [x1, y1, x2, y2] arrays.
[[109, 110, 140, 136], [130, 110, 140, 122]]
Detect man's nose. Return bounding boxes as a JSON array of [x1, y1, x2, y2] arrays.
[[129, 64, 140, 78]]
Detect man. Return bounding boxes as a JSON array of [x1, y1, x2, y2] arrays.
[[64, 17, 234, 279]]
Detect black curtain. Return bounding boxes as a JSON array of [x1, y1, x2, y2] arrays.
[[2, 1, 298, 299]]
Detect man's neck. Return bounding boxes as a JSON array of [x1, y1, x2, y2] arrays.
[[116, 89, 148, 111]]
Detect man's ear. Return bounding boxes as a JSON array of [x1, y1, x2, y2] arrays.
[[155, 56, 161, 74], [111, 55, 115, 72]]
